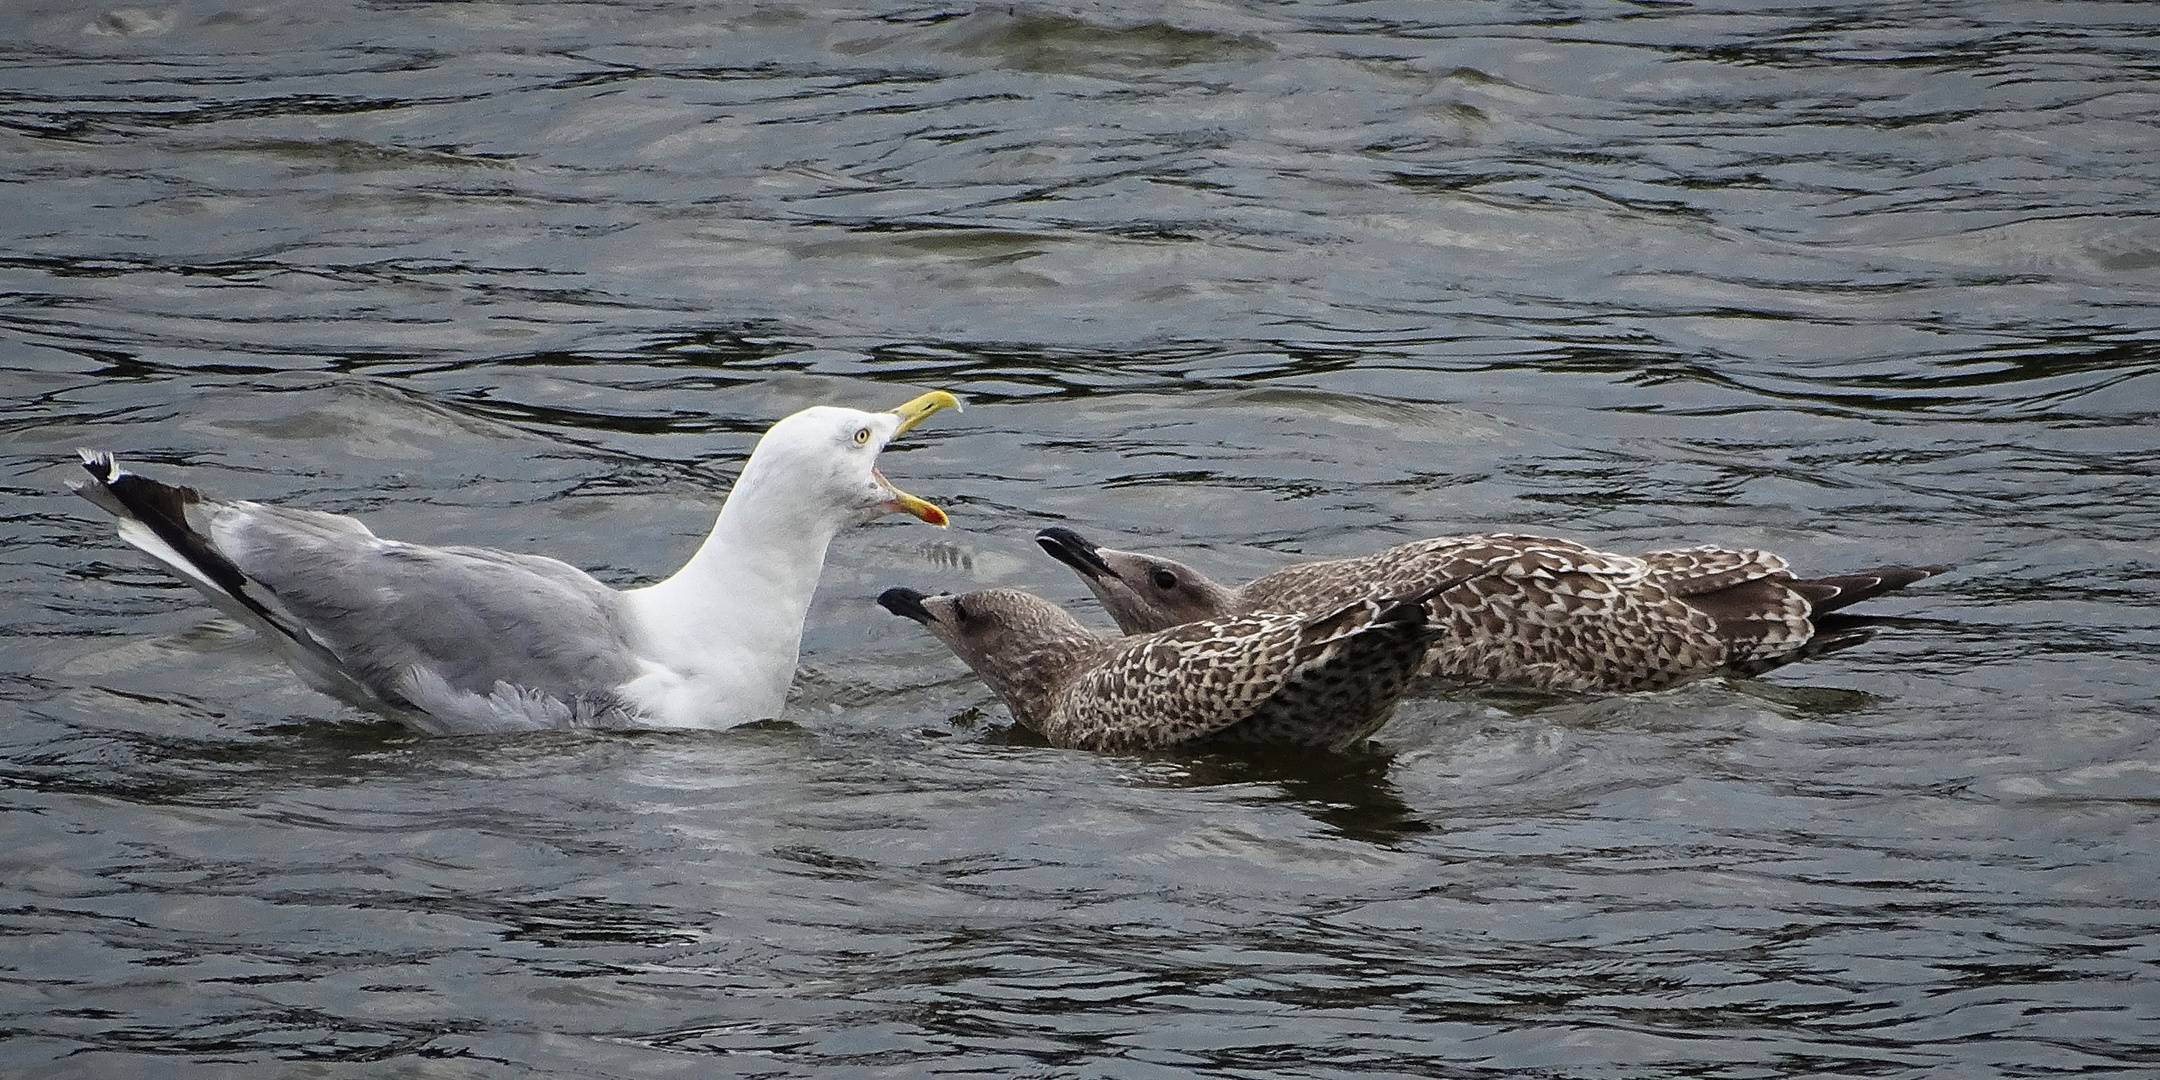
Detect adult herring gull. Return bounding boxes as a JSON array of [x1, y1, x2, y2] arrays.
[[1035, 527, 1948, 694], [877, 575, 1471, 752], [70, 390, 961, 735]]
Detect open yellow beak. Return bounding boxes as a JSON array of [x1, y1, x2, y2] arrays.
[[889, 389, 962, 435], [878, 390, 962, 527], [876, 471, 948, 527]]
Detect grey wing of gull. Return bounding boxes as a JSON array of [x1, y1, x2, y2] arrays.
[[218, 503, 644, 730]]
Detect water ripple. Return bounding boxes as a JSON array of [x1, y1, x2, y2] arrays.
[[2, 1, 2157, 1077]]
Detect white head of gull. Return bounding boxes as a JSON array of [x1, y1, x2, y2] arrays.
[[69, 390, 961, 735]]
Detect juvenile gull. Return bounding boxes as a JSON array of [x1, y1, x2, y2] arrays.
[[1036, 527, 1948, 694], [877, 575, 1472, 752], [69, 391, 961, 735]]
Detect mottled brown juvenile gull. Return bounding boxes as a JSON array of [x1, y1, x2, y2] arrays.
[[1036, 527, 1948, 694], [68, 391, 961, 735], [877, 575, 1473, 752]]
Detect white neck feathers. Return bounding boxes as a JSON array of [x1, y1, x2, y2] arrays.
[[620, 451, 851, 724]]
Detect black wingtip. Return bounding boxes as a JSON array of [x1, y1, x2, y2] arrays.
[[70, 451, 310, 645], [877, 587, 934, 623], [1799, 564, 1954, 615], [1035, 526, 1115, 580]]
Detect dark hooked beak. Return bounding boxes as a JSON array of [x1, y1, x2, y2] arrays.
[[1035, 526, 1116, 581], [877, 587, 935, 623]]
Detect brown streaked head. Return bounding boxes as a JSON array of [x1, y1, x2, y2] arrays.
[[1034, 527, 1240, 635]]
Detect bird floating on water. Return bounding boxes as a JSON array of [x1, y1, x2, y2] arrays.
[[877, 575, 1471, 752], [1035, 526, 1948, 695], [70, 390, 962, 735]]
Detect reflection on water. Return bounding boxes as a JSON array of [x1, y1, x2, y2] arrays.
[[2, 0, 2157, 1076]]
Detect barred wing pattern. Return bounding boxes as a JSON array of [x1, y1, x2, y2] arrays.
[[1048, 597, 1436, 752], [1236, 535, 1806, 692], [1030, 527, 1950, 699]]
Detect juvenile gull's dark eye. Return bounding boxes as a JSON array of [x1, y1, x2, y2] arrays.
[[951, 597, 969, 623], [1150, 569, 1178, 591]]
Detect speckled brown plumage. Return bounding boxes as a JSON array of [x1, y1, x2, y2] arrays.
[[877, 582, 1458, 752], [1036, 528, 1948, 694]]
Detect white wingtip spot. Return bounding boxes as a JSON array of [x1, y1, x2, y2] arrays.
[[75, 448, 122, 483]]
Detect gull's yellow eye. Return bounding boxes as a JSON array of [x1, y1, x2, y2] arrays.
[[853, 427, 872, 446]]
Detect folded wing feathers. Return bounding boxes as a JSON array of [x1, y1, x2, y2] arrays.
[[71, 450, 641, 726], [1053, 614, 1303, 751], [1240, 596, 1436, 748], [1235, 534, 1818, 691], [1639, 545, 1792, 597], [71, 451, 353, 676], [1795, 565, 1951, 614], [73, 451, 283, 627], [1210, 531, 1953, 691], [1048, 584, 1447, 752]]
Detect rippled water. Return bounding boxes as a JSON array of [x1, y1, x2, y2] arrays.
[[4, 1, 2157, 1076]]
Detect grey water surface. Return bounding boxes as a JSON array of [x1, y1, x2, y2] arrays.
[[3, 1, 2157, 1077]]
